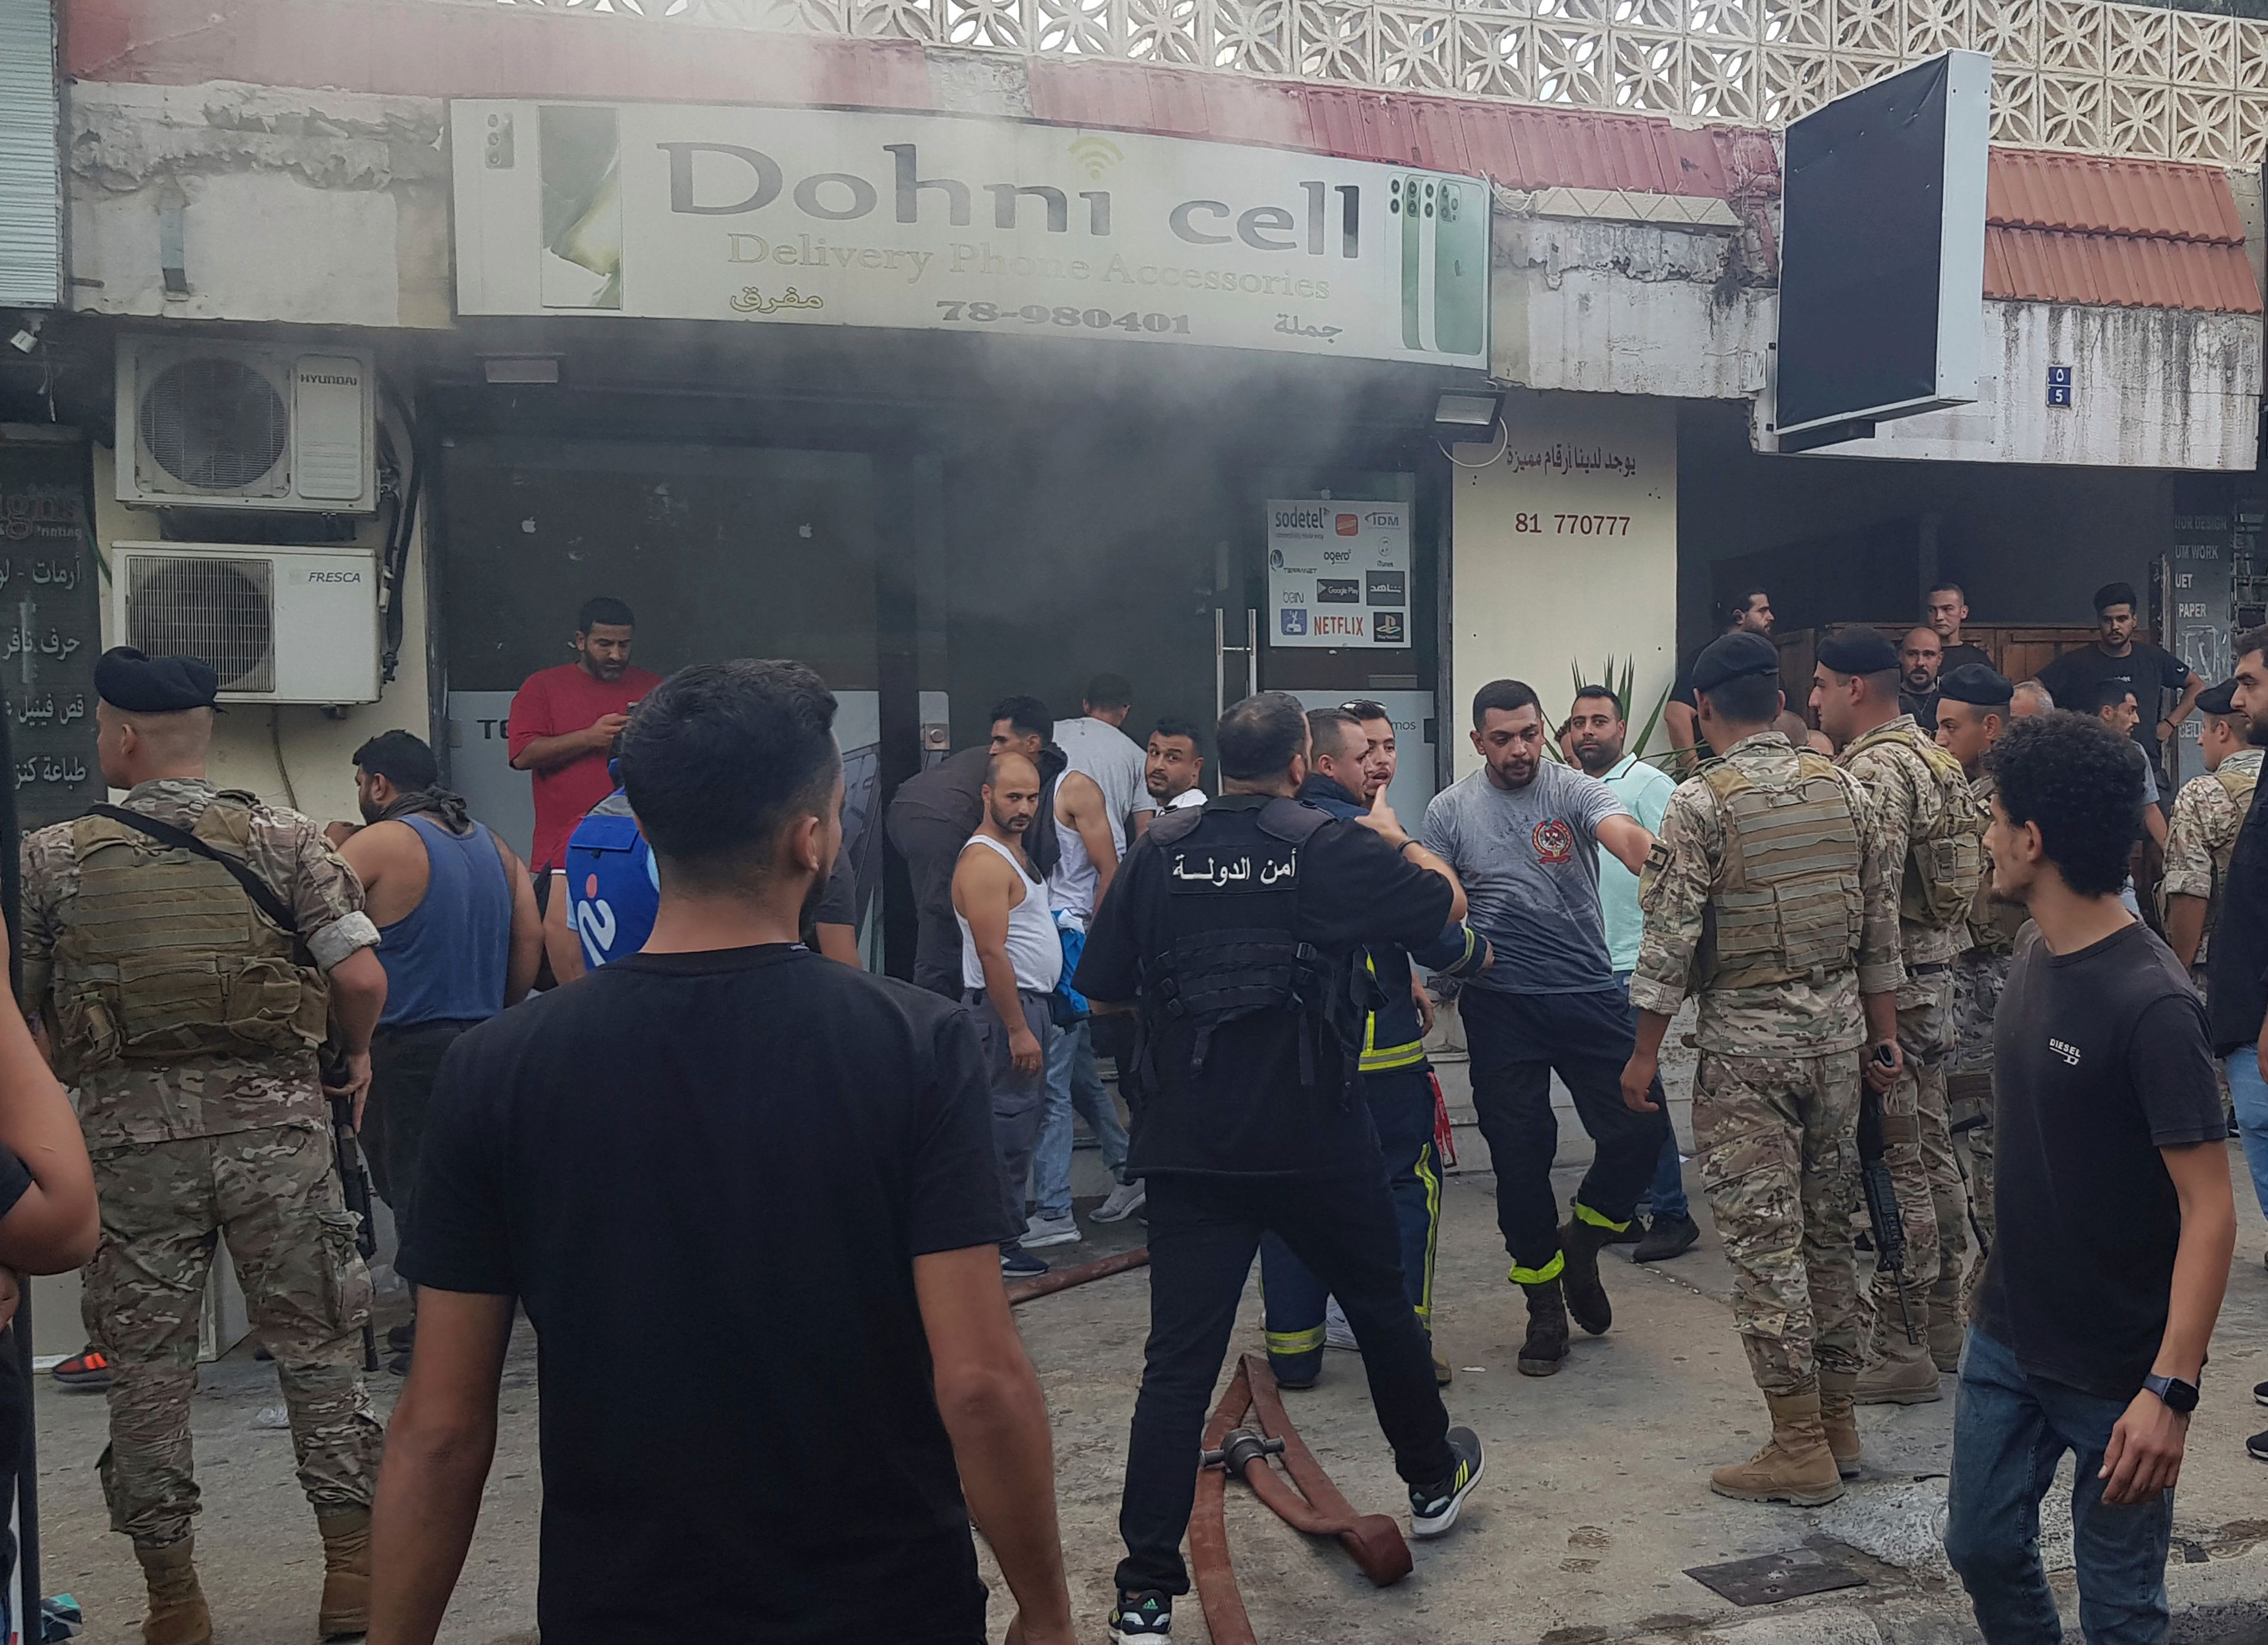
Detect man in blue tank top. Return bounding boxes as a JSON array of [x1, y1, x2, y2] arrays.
[[337, 732, 541, 1373]]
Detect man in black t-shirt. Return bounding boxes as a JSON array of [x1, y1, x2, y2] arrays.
[[1925, 582, 1995, 679], [375, 660, 1074, 1645], [1943, 711, 2234, 1643], [1666, 586, 1774, 772], [2035, 581, 2202, 789], [1075, 693, 1484, 1645]]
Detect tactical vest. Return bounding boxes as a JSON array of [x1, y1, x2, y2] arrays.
[[1136, 797, 1373, 1098], [48, 793, 328, 1079], [2217, 758, 2260, 810], [1687, 750, 1866, 990], [1964, 773, 2027, 955], [1845, 722, 1987, 930]]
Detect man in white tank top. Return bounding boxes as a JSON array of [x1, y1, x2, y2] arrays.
[[952, 752, 1064, 1279]]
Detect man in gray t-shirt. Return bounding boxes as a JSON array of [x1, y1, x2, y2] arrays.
[[1418, 680, 1671, 1379]]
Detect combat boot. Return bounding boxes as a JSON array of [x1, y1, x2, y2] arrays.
[[1709, 1388, 1845, 1506], [134, 1539, 213, 1645], [1817, 1368, 1863, 1480], [1853, 1333, 1943, 1405], [1557, 1216, 1616, 1336], [317, 1508, 373, 1639], [1926, 1277, 1966, 1373], [1516, 1278, 1569, 1376]]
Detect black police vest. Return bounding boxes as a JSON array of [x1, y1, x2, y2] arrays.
[[1136, 797, 1372, 1099]]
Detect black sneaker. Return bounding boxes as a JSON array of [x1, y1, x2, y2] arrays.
[[1001, 1248, 1049, 1280], [2249, 1428, 2268, 1464], [1109, 1589, 1171, 1641], [387, 1320, 416, 1353], [1409, 1427, 1485, 1538], [1634, 1212, 1701, 1263], [2254, 1379, 2268, 1408]]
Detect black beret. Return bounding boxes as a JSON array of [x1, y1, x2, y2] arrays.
[[1938, 662, 2014, 707], [94, 647, 219, 713], [1690, 632, 1783, 693], [2200, 679, 2241, 717], [1817, 629, 1901, 676]]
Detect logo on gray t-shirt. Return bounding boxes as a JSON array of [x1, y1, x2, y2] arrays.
[[1419, 761, 1631, 995]]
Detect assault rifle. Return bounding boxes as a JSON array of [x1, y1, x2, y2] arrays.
[[325, 1075, 382, 1375], [1857, 1053, 1918, 1346]]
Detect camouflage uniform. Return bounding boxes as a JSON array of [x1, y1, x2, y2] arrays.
[[1633, 731, 1902, 1394], [21, 778, 384, 1549], [1951, 770, 2026, 1317], [1839, 717, 1978, 1342], [2159, 748, 2263, 977]]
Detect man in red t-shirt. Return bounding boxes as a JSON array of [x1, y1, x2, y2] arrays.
[[509, 598, 664, 879]]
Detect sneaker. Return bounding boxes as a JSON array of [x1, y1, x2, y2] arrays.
[[1324, 1298, 1357, 1352], [385, 1349, 412, 1378], [2255, 1379, 2268, 1408], [1021, 1213, 1080, 1249], [50, 1349, 110, 1390], [2249, 1428, 2268, 1464], [1001, 1248, 1050, 1280], [1634, 1212, 1701, 1263], [1409, 1427, 1485, 1538], [1109, 1589, 1172, 1641], [386, 1320, 416, 1353], [1093, 1180, 1148, 1223]]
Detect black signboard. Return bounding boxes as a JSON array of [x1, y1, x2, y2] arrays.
[[0, 430, 100, 828]]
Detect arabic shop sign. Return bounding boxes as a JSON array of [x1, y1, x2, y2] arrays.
[[450, 100, 1490, 368], [1268, 499, 1411, 649], [0, 430, 100, 827]]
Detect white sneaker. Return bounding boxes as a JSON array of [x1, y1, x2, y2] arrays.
[[1022, 1213, 1080, 1248], [1093, 1181, 1148, 1223], [1324, 1298, 1358, 1352]]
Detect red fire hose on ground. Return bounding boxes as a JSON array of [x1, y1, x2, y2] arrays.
[[1006, 1256, 1414, 1634], [1193, 1354, 1414, 1641]]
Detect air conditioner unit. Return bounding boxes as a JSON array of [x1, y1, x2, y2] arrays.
[[116, 339, 377, 513], [110, 543, 382, 705]]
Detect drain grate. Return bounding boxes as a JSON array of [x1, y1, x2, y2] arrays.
[[1684, 1548, 1868, 1607]]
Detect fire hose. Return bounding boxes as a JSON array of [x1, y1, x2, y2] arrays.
[[1004, 1246, 1150, 1305], [1191, 1354, 1414, 1643]]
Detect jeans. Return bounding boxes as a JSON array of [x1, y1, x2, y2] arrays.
[[968, 989, 1054, 1252], [1615, 973, 1689, 1224], [1258, 1068, 1442, 1383], [1032, 1017, 1130, 1218], [1117, 1169, 1453, 1596], [2223, 1049, 2268, 1222], [1945, 1327, 2172, 1645], [1460, 983, 1671, 1277]]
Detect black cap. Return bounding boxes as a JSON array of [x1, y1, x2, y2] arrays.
[[1817, 628, 1901, 676], [94, 647, 219, 713], [1938, 662, 2014, 707], [2200, 679, 2241, 717], [1690, 631, 1782, 693]]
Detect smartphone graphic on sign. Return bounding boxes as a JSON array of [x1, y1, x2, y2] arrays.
[[1393, 174, 1487, 358]]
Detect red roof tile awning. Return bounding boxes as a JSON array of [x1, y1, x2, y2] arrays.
[[1983, 149, 2260, 315]]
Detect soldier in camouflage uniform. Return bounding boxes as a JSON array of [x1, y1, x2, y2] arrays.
[[1813, 629, 1986, 1401], [19, 649, 389, 1645], [2160, 680, 2261, 984], [1933, 665, 2025, 1318], [1623, 632, 1905, 1505]]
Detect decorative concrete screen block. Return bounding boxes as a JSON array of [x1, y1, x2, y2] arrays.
[[446, 0, 2268, 164]]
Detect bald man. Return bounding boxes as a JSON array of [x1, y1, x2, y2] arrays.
[[1899, 626, 1944, 729], [952, 752, 1063, 1280], [21, 647, 389, 1643]]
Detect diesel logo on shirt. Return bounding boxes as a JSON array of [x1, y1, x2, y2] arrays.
[[1533, 819, 1575, 865], [2048, 1037, 2082, 1066]]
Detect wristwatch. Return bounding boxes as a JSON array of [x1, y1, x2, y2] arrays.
[[2143, 1372, 2200, 1415]]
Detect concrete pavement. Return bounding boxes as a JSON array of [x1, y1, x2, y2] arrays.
[[25, 1045, 2268, 1644]]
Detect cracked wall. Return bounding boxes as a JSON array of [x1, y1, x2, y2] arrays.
[[67, 80, 452, 327]]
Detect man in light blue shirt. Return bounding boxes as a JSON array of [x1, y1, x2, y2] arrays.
[[1568, 686, 1698, 1262]]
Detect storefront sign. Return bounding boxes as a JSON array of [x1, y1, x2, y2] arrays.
[[1267, 500, 1410, 648], [451, 100, 1488, 367], [0, 429, 99, 828]]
